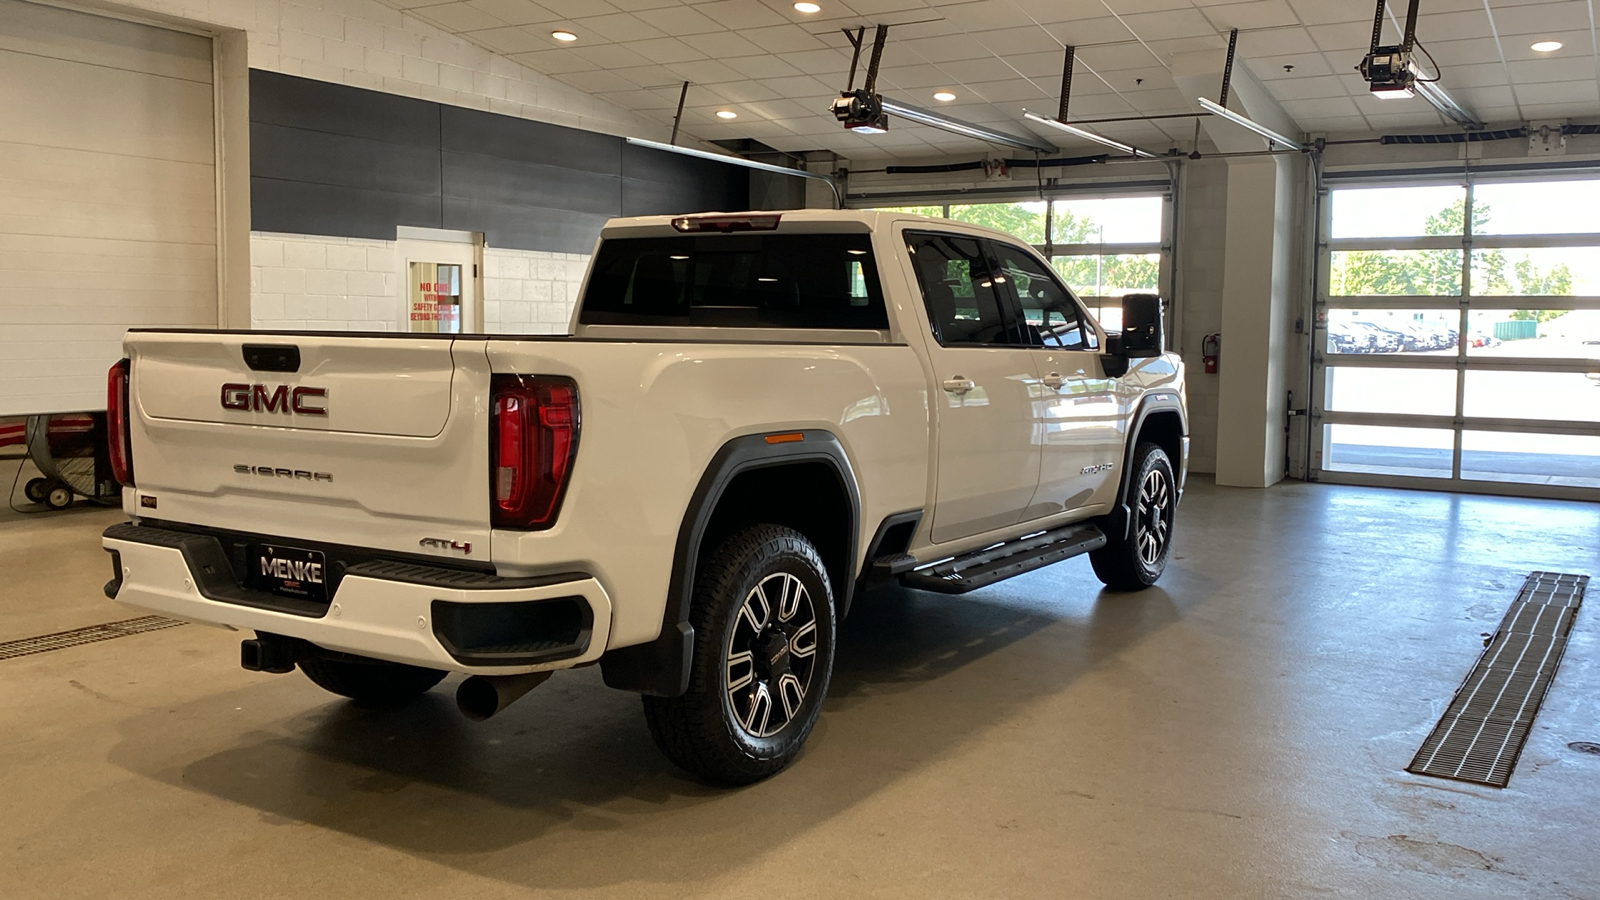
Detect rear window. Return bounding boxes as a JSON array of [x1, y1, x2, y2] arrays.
[[578, 234, 889, 330]]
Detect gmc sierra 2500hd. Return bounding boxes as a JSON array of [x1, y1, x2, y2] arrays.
[[101, 210, 1188, 784]]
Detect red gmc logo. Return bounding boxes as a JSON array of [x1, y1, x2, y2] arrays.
[[221, 383, 328, 416]]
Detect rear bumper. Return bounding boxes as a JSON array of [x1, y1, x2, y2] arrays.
[[102, 523, 612, 675]]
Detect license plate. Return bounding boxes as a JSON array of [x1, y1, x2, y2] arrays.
[[253, 544, 329, 604]]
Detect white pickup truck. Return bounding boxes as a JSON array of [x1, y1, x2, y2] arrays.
[[101, 210, 1188, 784]]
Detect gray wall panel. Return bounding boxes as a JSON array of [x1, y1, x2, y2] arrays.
[[441, 150, 621, 217], [250, 70, 749, 250], [252, 177, 443, 240], [440, 106, 620, 176]]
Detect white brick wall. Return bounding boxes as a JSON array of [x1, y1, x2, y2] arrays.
[[251, 233, 587, 334], [251, 233, 399, 331], [102, 0, 662, 139], [483, 248, 588, 335]]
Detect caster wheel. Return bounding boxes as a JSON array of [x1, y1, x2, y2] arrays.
[[44, 485, 73, 510], [24, 477, 48, 503]]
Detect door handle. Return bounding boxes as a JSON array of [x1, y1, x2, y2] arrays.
[[942, 376, 976, 395], [1042, 372, 1066, 389]]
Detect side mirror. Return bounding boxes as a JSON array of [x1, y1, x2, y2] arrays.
[[1120, 293, 1165, 358]]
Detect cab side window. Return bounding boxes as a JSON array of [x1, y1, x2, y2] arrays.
[[904, 231, 1014, 347], [988, 242, 1099, 351]]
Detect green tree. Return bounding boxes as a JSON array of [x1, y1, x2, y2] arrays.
[[948, 202, 1048, 244]]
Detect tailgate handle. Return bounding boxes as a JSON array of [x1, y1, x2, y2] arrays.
[[243, 344, 301, 373]]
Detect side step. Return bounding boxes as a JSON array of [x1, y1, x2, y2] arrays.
[[899, 523, 1107, 595]]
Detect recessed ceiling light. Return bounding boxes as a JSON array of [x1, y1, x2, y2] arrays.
[[794, 2, 821, 12], [551, 30, 577, 42], [933, 90, 957, 102], [1531, 40, 1563, 52], [716, 109, 738, 119]]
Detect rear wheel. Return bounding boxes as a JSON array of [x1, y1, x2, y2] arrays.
[[24, 477, 48, 503], [1090, 442, 1176, 591], [44, 484, 73, 510], [298, 654, 447, 707], [642, 524, 836, 785]]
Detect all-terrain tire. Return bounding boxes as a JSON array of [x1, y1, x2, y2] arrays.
[[1089, 442, 1176, 591], [298, 654, 447, 707], [642, 524, 837, 785]]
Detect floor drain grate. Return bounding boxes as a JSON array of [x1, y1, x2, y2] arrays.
[[1408, 572, 1587, 788], [0, 616, 184, 662]]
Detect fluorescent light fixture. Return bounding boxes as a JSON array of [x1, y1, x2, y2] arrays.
[[794, 1, 821, 12], [551, 30, 577, 42], [932, 90, 957, 102], [1531, 40, 1563, 52], [880, 97, 1055, 153], [1196, 97, 1304, 151], [715, 109, 737, 119], [625, 137, 842, 207], [1022, 111, 1157, 159]]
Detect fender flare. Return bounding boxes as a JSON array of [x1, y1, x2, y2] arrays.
[[1099, 392, 1187, 542], [600, 429, 861, 696]]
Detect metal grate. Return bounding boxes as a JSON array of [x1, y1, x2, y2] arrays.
[[1408, 572, 1587, 788], [0, 616, 184, 662]]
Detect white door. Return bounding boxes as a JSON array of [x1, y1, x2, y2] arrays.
[[0, 0, 216, 415], [396, 234, 480, 334], [986, 240, 1124, 516], [905, 230, 1042, 544]]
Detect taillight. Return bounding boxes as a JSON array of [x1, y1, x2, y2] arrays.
[[490, 375, 579, 529], [107, 359, 133, 485]]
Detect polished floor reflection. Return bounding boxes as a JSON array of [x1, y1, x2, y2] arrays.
[[2, 477, 1598, 898]]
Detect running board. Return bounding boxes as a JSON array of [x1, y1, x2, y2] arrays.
[[899, 524, 1107, 594]]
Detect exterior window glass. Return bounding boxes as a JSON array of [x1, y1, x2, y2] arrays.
[[578, 234, 888, 329], [989, 241, 1097, 351], [904, 231, 1012, 347]]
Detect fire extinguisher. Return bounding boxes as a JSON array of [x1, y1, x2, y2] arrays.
[[1202, 333, 1221, 374]]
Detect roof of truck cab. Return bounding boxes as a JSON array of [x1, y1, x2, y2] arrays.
[[597, 209, 1023, 243]]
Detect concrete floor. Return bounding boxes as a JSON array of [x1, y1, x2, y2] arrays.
[[3, 478, 1598, 899]]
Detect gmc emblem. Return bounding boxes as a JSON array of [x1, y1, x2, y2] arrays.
[[222, 383, 327, 416]]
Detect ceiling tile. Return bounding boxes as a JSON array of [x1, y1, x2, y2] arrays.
[[1285, 0, 1369, 25], [1307, 21, 1372, 52], [1410, 9, 1494, 42], [877, 63, 952, 88], [1491, 2, 1593, 35], [1117, 9, 1216, 41], [571, 41, 656, 68], [1515, 78, 1600, 104], [1265, 75, 1357, 101], [466, 24, 551, 53], [1280, 95, 1362, 119], [1246, 52, 1335, 78], [606, 0, 686, 9], [1074, 44, 1160, 72], [737, 24, 831, 52], [973, 25, 1068, 57], [464, 0, 554, 25], [701, 80, 786, 103], [780, 48, 856, 76], [1146, 34, 1231, 57], [634, 5, 725, 34], [722, 54, 806, 79], [538, 0, 621, 16], [1508, 54, 1595, 82], [1038, 16, 1136, 45], [560, 68, 642, 92], [900, 33, 1002, 61], [664, 58, 750, 83], [679, 30, 766, 57], [411, 2, 509, 31], [964, 78, 1055, 104], [619, 36, 710, 63], [933, 56, 1026, 83], [1201, 0, 1301, 31], [692, 0, 790, 29], [571, 12, 668, 41], [935, 1, 1039, 32], [609, 63, 683, 86], [507, 48, 600, 72], [1519, 101, 1599, 119]]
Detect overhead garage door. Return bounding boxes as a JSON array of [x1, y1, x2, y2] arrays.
[[0, 0, 216, 416]]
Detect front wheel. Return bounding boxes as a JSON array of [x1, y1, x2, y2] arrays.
[[298, 653, 447, 707], [642, 524, 837, 785], [1090, 442, 1176, 591]]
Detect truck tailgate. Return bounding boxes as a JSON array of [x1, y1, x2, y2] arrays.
[[123, 332, 494, 563]]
